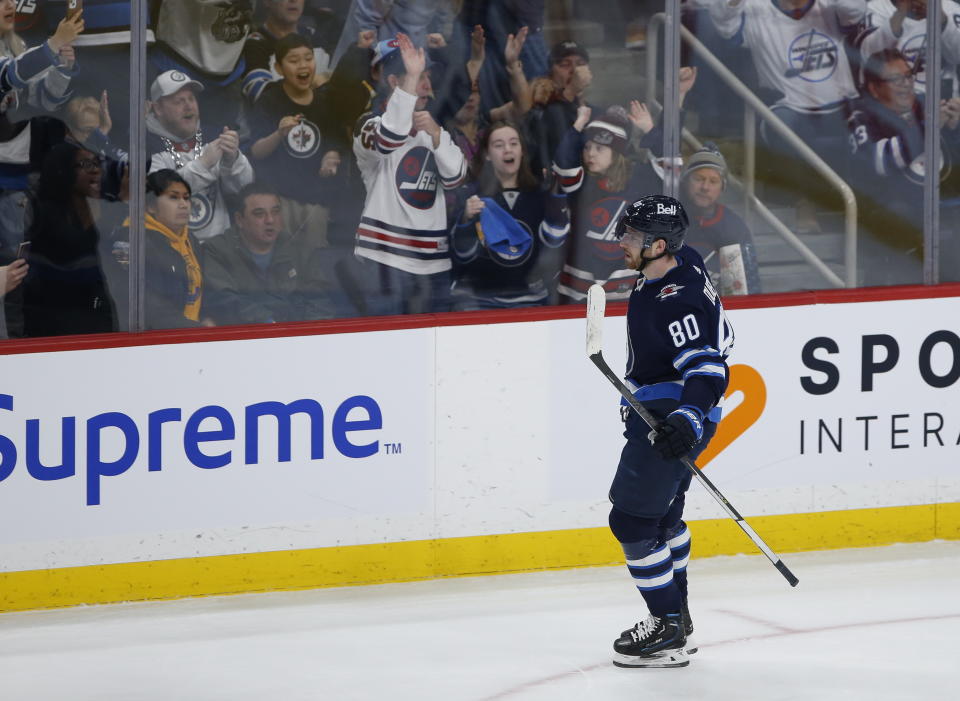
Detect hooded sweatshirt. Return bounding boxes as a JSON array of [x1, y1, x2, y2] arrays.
[[146, 112, 254, 242]]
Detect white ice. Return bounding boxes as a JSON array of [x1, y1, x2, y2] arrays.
[[2, 541, 959, 701]]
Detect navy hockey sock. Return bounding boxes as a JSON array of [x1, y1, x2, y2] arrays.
[[623, 541, 683, 616], [667, 522, 691, 601]]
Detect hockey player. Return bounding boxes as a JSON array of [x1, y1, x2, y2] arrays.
[[353, 32, 466, 315], [607, 195, 734, 668]]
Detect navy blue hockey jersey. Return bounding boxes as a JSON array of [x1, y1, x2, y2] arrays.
[[624, 248, 735, 421]]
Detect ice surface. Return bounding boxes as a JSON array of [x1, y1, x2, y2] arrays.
[[2, 541, 958, 700]]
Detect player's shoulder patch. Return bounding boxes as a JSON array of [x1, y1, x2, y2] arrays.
[[656, 283, 685, 301]]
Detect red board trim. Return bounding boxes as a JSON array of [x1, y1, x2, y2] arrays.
[[3, 283, 959, 356]]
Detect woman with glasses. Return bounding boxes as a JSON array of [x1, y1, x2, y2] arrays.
[[22, 143, 117, 337]]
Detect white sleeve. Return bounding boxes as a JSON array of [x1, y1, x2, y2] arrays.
[[941, 2, 960, 66], [380, 87, 416, 143], [220, 152, 255, 194], [707, 0, 747, 42], [150, 149, 218, 192], [834, 0, 867, 30], [433, 129, 466, 190]]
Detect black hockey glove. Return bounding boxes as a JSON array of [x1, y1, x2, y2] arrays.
[[650, 407, 704, 460]]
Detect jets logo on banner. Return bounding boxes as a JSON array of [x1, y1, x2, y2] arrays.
[[787, 29, 838, 83], [285, 118, 321, 159], [395, 146, 439, 210], [586, 197, 627, 261], [656, 283, 684, 300]]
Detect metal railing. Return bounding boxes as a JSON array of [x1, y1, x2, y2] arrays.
[[646, 13, 855, 288]]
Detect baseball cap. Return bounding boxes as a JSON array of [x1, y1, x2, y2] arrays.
[[150, 70, 204, 102], [550, 40, 589, 64], [372, 36, 433, 78]]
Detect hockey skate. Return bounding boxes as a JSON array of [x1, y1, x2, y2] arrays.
[[682, 601, 698, 655], [612, 612, 688, 668]]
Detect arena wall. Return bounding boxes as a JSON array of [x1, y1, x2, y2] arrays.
[[1, 285, 959, 612]]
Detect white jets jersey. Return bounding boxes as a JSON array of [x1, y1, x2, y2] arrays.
[[353, 88, 466, 275], [710, 0, 866, 111], [857, 0, 960, 91]]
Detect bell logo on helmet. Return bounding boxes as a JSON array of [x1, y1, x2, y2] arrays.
[[657, 203, 677, 215]]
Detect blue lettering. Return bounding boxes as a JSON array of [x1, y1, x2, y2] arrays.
[[332, 395, 382, 458], [86, 412, 140, 506], [26, 417, 76, 481], [0, 391, 386, 505], [0, 393, 16, 482], [148, 408, 182, 471], [184, 405, 235, 469], [245, 399, 324, 464]]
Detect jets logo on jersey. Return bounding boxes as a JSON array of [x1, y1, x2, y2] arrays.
[[656, 283, 684, 300], [395, 146, 439, 210], [190, 193, 215, 230], [586, 197, 627, 261], [787, 29, 838, 82], [285, 118, 321, 159]]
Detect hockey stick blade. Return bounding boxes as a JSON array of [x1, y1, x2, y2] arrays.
[[584, 284, 799, 587], [586, 283, 606, 357]]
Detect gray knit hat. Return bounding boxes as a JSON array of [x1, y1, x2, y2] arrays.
[[682, 143, 728, 188]]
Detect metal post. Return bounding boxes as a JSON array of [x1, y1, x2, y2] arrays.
[[923, 0, 942, 285], [744, 104, 756, 227], [128, 0, 147, 332], [661, 0, 682, 198]]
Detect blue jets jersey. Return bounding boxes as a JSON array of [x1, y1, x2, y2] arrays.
[[624, 247, 735, 420]]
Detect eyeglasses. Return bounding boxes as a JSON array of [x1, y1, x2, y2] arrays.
[[75, 158, 103, 173], [879, 73, 914, 86]]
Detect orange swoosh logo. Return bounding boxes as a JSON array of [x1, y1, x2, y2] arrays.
[[698, 364, 767, 467]]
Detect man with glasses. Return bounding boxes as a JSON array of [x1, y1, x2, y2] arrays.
[[855, 0, 960, 93], [847, 48, 960, 283]]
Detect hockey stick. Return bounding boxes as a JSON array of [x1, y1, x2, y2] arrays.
[[585, 284, 799, 587]]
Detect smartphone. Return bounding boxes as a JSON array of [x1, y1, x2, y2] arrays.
[[66, 0, 82, 20], [16, 241, 31, 259]]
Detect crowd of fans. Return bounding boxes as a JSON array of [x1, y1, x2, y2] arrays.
[[0, 0, 957, 338]]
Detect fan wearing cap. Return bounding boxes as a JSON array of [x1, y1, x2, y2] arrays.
[[526, 39, 592, 174], [152, 0, 254, 130], [147, 69, 254, 244], [548, 106, 665, 302], [679, 144, 762, 295], [352, 32, 466, 315], [448, 120, 570, 310], [550, 67, 698, 303], [603, 194, 734, 669]]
